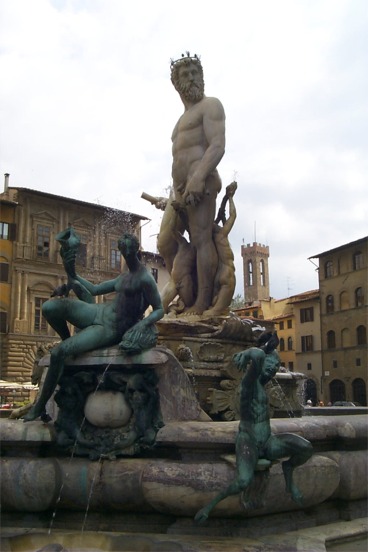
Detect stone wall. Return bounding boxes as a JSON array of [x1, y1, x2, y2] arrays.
[[1, 415, 367, 525]]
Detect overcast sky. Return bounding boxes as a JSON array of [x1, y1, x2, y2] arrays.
[[1, 0, 367, 299]]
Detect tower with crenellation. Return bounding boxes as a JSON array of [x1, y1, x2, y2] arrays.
[[241, 242, 270, 303]]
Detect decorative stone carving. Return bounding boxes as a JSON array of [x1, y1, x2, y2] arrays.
[[198, 342, 225, 362], [84, 391, 132, 428], [37, 346, 210, 458]]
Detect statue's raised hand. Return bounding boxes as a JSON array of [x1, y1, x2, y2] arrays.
[[119, 321, 158, 354], [51, 283, 69, 298], [56, 227, 81, 278], [60, 247, 78, 278]]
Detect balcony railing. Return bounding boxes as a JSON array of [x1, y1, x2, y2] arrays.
[[14, 243, 115, 274], [14, 243, 60, 265]]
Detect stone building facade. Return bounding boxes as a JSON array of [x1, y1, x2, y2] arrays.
[[237, 237, 367, 406], [0, 182, 168, 396], [287, 290, 322, 405], [309, 236, 367, 405], [235, 291, 321, 388], [0, 175, 17, 336]]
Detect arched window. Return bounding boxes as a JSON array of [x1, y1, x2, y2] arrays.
[[353, 251, 363, 270], [340, 291, 349, 310], [287, 337, 293, 350], [279, 338, 285, 351], [355, 287, 364, 307], [329, 379, 345, 404], [305, 379, 317, 405], [341, 328, 350, 347], [325, 260, 333, 278], [357, 325, 367, 345], [260, 260, 265, 286], [326, 295, 334, 313], [352, 378, 367, 406], [327, 330, 336, 349], [247, 260, 253, 286]]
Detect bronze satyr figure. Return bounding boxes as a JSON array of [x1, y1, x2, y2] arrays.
[[194, 342, 313, 524]]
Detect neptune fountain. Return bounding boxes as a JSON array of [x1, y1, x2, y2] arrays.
[[1, 53, 367, 552]]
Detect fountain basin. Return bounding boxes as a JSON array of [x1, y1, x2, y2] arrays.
[[1, 344, 367, 547], [1, 416, 367, 516], [1, 518, 367, 552]]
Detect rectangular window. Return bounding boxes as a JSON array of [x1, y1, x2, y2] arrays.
[[37, 225, 50, 259], [151, 268, 158, 283], [0, 222, 9, 239], [300, 307, 314, 323], [301, 335, 314, 352], [332, 359, 338, 368], [288, 362, 294, 372], [307, 363, 312, 371], [76, 235, 87, 268], [353, 252, 363, 270], [110, 240, 121, 270], [287, 319, 292, 329], [34, 297, 48, 331], [77, 243, 87, 267], [252, 310, 258, 318], [0, 311, 7, 333], [0, 222, 16, 240], [247, 261, 253, 286], [356, 358, 361, 367], [325, 261, 334, 278], [0, 263, 9, 282], [279, 321, 284, 330]]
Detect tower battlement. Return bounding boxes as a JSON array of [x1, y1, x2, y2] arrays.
[[241, 241, 270, 303]]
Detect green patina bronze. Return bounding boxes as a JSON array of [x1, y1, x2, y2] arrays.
[[195, 340, 313, 523], [23, 228, 164, 422]]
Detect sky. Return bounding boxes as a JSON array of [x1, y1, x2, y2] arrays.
[[1, 0, 367, 300]]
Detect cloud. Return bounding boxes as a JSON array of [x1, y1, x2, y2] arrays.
[[1, 0, 367, 300]]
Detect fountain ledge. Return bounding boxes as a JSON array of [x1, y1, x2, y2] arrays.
[[1, 345, 367, 525]]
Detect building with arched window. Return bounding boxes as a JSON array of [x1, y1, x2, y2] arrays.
[[0, 175, 16, 337], [287, 290, 321, 395], [309, 236, 367, 405], [241, 242, 270, 303], [0, 178, 168, 390], [235, 289, 321, 384], [236, 237, 366, 406]]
